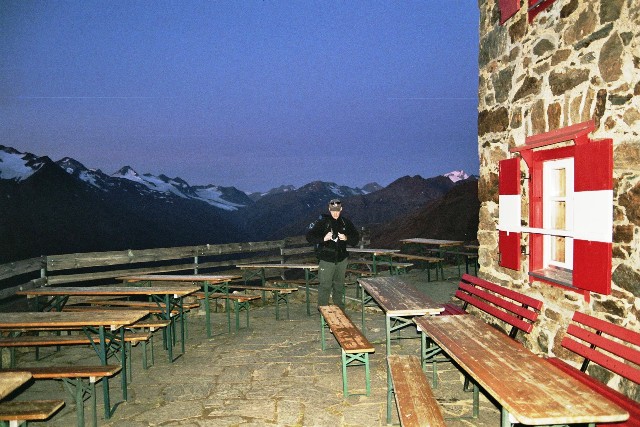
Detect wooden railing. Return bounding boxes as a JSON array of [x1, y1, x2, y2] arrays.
[[0, 236, 313, 301]]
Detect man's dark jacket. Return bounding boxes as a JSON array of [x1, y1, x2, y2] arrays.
[[306, 214, 360, 263]]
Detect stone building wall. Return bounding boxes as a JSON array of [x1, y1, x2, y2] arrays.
[[476, 0, 639, 399]]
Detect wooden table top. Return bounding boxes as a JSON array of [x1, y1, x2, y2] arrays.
[[0, 310, 148, 330], [347, 248, 400, 255], [119, 274, 241, 283], [0, 371, 32, 400], [400, 238, 463, 247], [413, 315, 629, 425], [358, 276, 443, 317], [236, 263, 318, 270], [17, 285, 199, 297]]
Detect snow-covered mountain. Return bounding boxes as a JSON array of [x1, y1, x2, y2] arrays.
[[0, 145, 479, 262], [443, 170, 470, 182]]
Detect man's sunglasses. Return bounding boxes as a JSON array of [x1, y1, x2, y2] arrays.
[[330, 201, 341, 206]]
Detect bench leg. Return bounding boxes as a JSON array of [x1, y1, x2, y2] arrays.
[[341, 351, 371, 397], [387, 370, 394, 424], [320, 314, 327, 351], [341, 350, 349, 397]]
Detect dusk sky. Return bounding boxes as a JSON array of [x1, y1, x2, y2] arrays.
[[1, 1, 479, 193]]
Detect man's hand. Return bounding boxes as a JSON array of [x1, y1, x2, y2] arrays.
[[324, 231, 333, 241], [337, 233, 347, 241]]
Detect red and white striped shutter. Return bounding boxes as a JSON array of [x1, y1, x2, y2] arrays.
[[499, 157, 521, 270], [573, 139, 613, 294]]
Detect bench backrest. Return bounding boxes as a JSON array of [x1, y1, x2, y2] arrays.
[[562, 311, 640, 385], [455, 274, 543, 338]]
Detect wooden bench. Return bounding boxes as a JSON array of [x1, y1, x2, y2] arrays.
[[229, 284, 298, 320], [194, 292, 261, 332], [347, 260, 413, 275], [318, 305, 374, 397], [2, 365, 121, 427], [441, 250, 479, 276], [126, 320, 170, 369], [387, 355, 446, 427], [0, 331, 151, 379], [0, 399, 65, 426], [425, 273, 544, 387], [391, 253, 444, 281], [546, 311, 640, 427]]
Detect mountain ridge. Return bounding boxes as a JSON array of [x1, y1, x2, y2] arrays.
[[0, 145, 478, 263]]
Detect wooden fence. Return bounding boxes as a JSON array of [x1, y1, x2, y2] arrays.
[[0, 236, 313, 301]]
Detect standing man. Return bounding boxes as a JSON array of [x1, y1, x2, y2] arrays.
[[306, 199, 360, 310]]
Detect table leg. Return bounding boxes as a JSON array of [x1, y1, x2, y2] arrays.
[[163, 296, 174, 363], [385, 315, 391, 356], [305, 269, 311, 316], [96, 326, 111, 420], [204, 283, 212, 338]]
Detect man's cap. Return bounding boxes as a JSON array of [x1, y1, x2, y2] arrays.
[[328, 199, 342, 211]]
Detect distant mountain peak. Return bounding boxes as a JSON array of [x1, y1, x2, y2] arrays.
[[443, 170, 469, 182]]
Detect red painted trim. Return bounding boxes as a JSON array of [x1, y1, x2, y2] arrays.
[[499, 230, 520, 270], [499, 158, 520, 195], [575, 139, 613, 191], [573, 240, 612, 295], [499, 0, 520, 25], [511, 120, 594, 153], [528, 0, 558, 22]]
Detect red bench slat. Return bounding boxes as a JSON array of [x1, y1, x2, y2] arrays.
[[573, 311, 640, 347], [461, 273, 543, 310], [455, 291, 534, 334], [458, 282, 539, 322]]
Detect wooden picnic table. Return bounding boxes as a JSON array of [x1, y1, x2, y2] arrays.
[[16, 286, 197, 362], [236, 263, 319, 315], [357, 276, 443, 356], [0, 371, 31, 400], [347, 248, 400, 275], [119, 274, 241, 337], [414, 314, 630, 426], [400, 238, 464, 248], [0, 310, 146, 419]]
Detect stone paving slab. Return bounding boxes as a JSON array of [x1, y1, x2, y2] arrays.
[[3, 268, 501, 426]]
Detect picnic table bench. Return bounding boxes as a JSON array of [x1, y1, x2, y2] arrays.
[[424, 273, 544, 389], [2, 365, 121, 427], [347, 259, 413, 275], [546, 311, 640, 427], [387, 355, 445, 427], [0, 399, 65, 427], [228, 283, 298, 320], [390, 253, 444, 281], [318, 305, 374, 397], [0, 330, 151, 385], [0, 371, 65, 427], [194, 292, 261, 331]]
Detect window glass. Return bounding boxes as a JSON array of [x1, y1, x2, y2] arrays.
[[543, 158, 574, 269]]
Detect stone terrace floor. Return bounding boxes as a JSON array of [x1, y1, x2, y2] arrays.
[[4, 267, 501, 426]]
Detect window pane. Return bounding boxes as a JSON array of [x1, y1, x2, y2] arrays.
[[551, 168, 566, 197], [551, 236, 565, 263], [551, 201, 566, 229]]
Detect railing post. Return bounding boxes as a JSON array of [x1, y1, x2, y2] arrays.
[[194, 256, 199, 275]]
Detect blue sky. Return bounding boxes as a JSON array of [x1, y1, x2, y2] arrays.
[[1, 1, 479, 192]]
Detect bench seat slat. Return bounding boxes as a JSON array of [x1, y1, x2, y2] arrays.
[[388, 355, 446, 427], [2, 365, 121, 379], [0, 400, 65, 421], [319, 306, 374, 353], [0, 332, 151, 347]]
